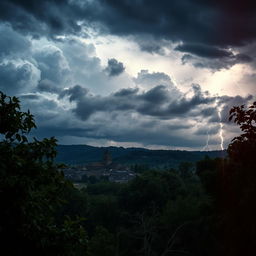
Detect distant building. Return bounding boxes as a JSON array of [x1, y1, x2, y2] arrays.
[[109, 170, 136, 183], [60, 150, 136, 183], [103, 150, 112, 166]]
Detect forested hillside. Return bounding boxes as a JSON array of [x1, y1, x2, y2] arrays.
[[56, 144, 225, 167]]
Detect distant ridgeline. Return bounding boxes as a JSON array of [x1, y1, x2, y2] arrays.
[[56, 144, 226, 168]]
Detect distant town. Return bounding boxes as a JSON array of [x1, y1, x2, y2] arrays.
[[60, 150, 136, 184]]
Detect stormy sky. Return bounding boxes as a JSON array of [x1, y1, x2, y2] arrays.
[[0, 0, 255, 150]]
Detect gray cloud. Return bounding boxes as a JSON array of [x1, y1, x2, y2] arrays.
[[37, 79, 61, 94], [134, 70, 175, 88], [58, 39, 101, 80], [104, 58, 125, 76], [0, 60, 40, 96], [114, 87, 139, 97], [59, 82, 254, 129], [85, 0, 256, 49], [181, 52, 253, 70], [22, 92, 202, 148], [60, 83, 215, 121], [141, 85, 169, 103], [0, 23, 31, 59], [219, 95, 254, 123], [140, 44, 163, 55], [105, 58, 125, 76], [59, 84, 89, 101], [0, 0, 82, 38], [194, 125, 220, 136], [176, 43, 233, 59], [33, 45, 71, 87], [135, 36, 169, 55], [22, 84, 253, 149]]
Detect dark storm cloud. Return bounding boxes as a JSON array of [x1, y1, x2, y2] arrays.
[[23, 91, 204, 148], [1, 0, 256, 49], [95, 0, 256, 49], [194, 125, 220, 136], [33, 45, 71, 85], [200, 107, 216, 118], [1, 0, 256, 70], [175, 44, 233, 59], [104, 58, 125, 76], [24, 84, 253, 148], [140, 85, 169, 103], [37, 79, 61, 94], [235, 53, 253, 63], [181, 53, 253, 70], [219, 95, 254, 123], [0, 61, 39, 95], [31, 115, 204, 148], [114, 87, 139, 97], [140, 44, 163, 55], [0, 24, 31, 58], [63, 82, 253, 126], [135, 36, 169, 55], [0, 0, 82, 38], [90, 125, 204, 148], [60, 84, 89, 101], [60, 83, 215, 120], [204, 94, 254, 124], [19, 94, 40, 100]]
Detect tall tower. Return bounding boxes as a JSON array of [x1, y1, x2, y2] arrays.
[[103, 150, 112, 166]]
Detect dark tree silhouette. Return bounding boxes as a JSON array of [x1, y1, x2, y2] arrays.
[[219, 101, 256, 256], [0, 91, 87, 256], [228, 101, 256, 164]]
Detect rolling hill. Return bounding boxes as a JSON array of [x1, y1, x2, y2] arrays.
[[56, 144, 226, 168]]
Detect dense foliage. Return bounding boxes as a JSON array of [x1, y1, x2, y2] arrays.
[[0, 91, 255, 256], [219, 102, 256, 256], [0, 92, 87, 255]]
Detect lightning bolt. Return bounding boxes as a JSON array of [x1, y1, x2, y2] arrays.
[[206, 130, 210, 151], [216, 99, 224, 151], [202, 129, 210, 151]]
